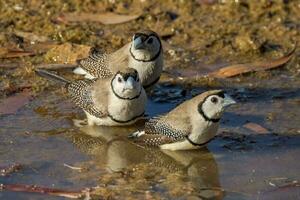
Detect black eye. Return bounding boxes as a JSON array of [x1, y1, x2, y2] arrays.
[[118, 77, 122, 82], [211, 97, 218, 104], [147, 38, 153, 44]]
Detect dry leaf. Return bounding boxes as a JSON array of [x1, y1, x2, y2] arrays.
[[56, 12, 141, 25], [1, 183, 91, 199], [208, 46, 296, 78], [243, 122, 270, 134], [0, 90, 32, 115], [0, 42, 57, 59], [0, 49, 36, 58]]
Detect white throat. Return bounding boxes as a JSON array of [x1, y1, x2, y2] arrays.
[[128, 53, 163, 87], [188, 113, 220, 144]]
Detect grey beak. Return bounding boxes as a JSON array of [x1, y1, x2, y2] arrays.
[[223, 94, 236, 107], [133, 37, 144, 49], [124, 77, 135, 90]]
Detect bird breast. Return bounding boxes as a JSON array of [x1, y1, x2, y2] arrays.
[[188, 114, 220, 144], [108, 90, 146, 121]]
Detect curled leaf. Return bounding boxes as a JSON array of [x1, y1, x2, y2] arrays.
[[243, 122, 270, 134], [208, 46, 296, 78], [0, 49, 36, 58], [0, 42, 57, 59]]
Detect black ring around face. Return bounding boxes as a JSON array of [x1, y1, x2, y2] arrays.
[[130, 34, 162, 62], [133, 33, 158, 41], [197, 92, 225, 123], [110, 72, 142, 100]]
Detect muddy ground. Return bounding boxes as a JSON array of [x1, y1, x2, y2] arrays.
[[0, 1, 300, 199]]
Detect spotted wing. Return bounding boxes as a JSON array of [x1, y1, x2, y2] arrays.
[[77, 48, 113, 78], [144, 117, 188, 140], [67, 80, 107, 118], [133, 133, 176, 147]]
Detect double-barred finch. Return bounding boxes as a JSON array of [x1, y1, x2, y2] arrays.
[[129, 90, 236, 151], [73, 30, 163, 89], [36, 68, 147, 126]]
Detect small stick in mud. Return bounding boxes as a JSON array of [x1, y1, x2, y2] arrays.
[[0, 164, 22, 177], [0, 184, 93, 199], [265, 180, 300, 193], [63, 163, 84, 171]]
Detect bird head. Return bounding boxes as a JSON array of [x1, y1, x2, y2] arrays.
[[111, 68, 142, 99], [130, 30, 162, 61], [197, 90, 236, 122]]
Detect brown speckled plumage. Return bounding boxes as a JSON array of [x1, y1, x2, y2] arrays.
[[67, 79, 107, 118], [130, 90, 231, 149], [137, 134, 176, 147], [133, 117, 189, 147], [36, 68, 147, 126], [74, 30, 163, 89], [77, 48, 113, 78]]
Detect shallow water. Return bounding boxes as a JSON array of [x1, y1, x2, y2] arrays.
[[0, 82, 299, 200], [1, 0, 300, 199]]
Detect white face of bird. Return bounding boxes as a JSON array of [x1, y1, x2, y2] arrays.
[[198, 92, 236, 121], [131, 32, 161, 60], [111, 69, 142, 99]]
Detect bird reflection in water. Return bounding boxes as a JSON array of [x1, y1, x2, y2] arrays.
[[69, 124, 223, 199]]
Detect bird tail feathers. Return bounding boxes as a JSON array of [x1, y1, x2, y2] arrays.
[[35, 69, 71, 85], [73, 67, 96, 80], [73, 67, 87, 75]]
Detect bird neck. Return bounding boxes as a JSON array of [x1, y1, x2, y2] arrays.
[[129, 44, 162, 62], [129, 55, 163, 87], [110, 80, 142, 100]]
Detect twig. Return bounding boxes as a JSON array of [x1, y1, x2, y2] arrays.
[[265, 180, 300, 193], [63, 163, 84, 171], [0, 183, 93, 199]]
